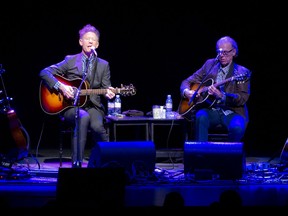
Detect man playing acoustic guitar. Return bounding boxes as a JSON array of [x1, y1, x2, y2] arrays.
[[39, 24, 116, 168], [179, 36, 251, 142]]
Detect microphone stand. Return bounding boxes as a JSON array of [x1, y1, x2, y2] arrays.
[[73, 59, 89, 167]]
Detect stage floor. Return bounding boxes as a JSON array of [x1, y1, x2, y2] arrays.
[[1, 148, 288, 210]]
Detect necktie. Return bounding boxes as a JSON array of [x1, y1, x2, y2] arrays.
[[86, 59, 90, 75], [84, 58, 93, 81]]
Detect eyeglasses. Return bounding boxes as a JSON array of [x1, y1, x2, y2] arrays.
[[83, 37, 97, 42], [217, 48, 234, 56]]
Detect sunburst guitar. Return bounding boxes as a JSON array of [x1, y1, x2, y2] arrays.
[[39, 74, 136, 115]]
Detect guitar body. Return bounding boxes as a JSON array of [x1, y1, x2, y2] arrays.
[[39, 74, 136, 115], [39, 75, 89, 115], [0, 109, 28, 160], [178, 79, 217, 119], [7, 109, 28, 150]]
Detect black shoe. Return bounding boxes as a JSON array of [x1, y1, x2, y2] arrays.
[[72, 161, 82, 168]]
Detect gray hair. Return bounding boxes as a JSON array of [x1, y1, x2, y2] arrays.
[[216, 36, 238, 56]]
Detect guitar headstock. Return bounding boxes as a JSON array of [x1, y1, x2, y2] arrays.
[[118, 84, 137, 96], [233, 71, 251, 84]]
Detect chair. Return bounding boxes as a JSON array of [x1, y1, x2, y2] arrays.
[[185, 121, 228, 142], [58, 116, 110, 167], [58, 116, 73, 167], [208, 124, 229, 142]]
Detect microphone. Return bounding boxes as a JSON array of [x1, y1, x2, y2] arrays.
[[215, 48, 222, 61], [91, 46, 97, 57]]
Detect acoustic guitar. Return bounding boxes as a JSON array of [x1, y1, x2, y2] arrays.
[[39, 74, 136, 115], [177, 72, 250, 119]]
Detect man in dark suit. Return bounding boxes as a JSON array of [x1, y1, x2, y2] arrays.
[[179, 36, 251, 142], [39, 24, 115, 168]]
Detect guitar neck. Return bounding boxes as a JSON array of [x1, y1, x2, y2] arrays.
[[214, 77, 234, 88], [80, 88, 122, 96], [199, 77, 234, 94], [80, 89, 108, 96]]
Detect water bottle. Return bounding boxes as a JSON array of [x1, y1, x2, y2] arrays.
[[160, 106, 166, 119], [165, 94, 173, 118], [107, 99, 115, 116], [114, 95, 122, 115]]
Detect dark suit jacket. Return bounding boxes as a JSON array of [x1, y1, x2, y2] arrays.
[[39, 53, 111, 111], [180, 59, 251, 126]]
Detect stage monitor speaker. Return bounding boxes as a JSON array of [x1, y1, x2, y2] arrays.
[[184, 141, 245, 180], [56, 167, 126, 208], [88, 141, 156, 177]]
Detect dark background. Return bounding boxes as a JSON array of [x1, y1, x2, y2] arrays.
[[0, 2, 287, 157]]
